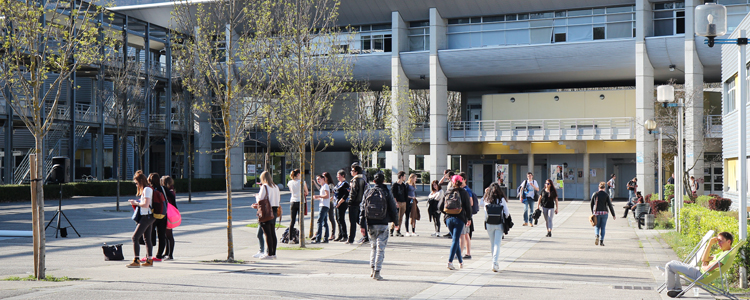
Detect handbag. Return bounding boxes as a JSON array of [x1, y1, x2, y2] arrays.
[[131, 206, 142, 223], [590, 195, 598, 227], [304, 201, 308, 216], [102, 243, 124, 261], [256, 186, 275, 223]]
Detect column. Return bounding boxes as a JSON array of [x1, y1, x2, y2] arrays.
[[69, 72, 76, 181], [429, 8, 448, 182], [194, 26, 211, 179], [635, 0, 656, 195], [583, 153, 590, 200], [388, 11, 410, 173], [527, 153, 534, 177], [4, 86, 12, 184], [685, 0, 704, 196], [165, 36, 173, 177]]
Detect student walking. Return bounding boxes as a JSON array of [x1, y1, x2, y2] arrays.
[[428, 180, 444, 237], [483, 183, 510, 272], [312, 173, 333, 244], [407, 173, 420, 236], [359, 171, 398, 281], [439, 175, 473, 270], [127, 170, 156, 268], [333, 169, 350, 242], [287, 169, 308, 240], [390, 171, 409, 237], [536, 179, 559, 237], [252, 171, 281, 259], [607, 174, 616, 199], [157, 176, 177, 260], [458, 172, 476, 259], [517, 172, 539, 227], [348, 164, 369, 244], [591, 182, 616, 246]]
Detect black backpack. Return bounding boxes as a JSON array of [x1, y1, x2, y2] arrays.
[[443, 189, 463, 214], [280, 227, 299, 244], [485, 198, 504, 225], [364, 186, 387, 220]]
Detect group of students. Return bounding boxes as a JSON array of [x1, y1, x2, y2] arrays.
[[126, 170, 178, 268]]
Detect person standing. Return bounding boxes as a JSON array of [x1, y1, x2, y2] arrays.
[[334, 169, 350, 242], [251, 171, 281, 259], [458, 172, 476, 259], [147, 173, 168, 263], [483, 183, 510, 272], [359, 171, 398, 281], [348, 164, 369, 244], [323, 172, 336, 241], [591, 182, 616, 246], [439, 175, 473, 270], [690, 176, 698, 197], [390, 171, 409, 237], [287, 169, 308, 242], [428, 180, 444, 237], [439, 169, 454, 188], [536, 179, 559, 237], [407, 174, 420, 236], [311, 174, 332, 244], [627, 177, 638, 202], [517, 172, 539, 227], [667, 173, 675, 185], [127, 170, 156, 268], [158, 176, 177, 260], [607, 174, 616, 200]]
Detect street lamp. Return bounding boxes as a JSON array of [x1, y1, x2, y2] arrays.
[[656, 85, 683, 232], [645, 119, 663, 204], [696, 2, 747, 287]]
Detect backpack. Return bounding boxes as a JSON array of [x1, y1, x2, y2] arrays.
[[363, 186, 387, 220], [443, 189, 463, 214], [280, 227, 299, 244], [485, 198, 505, 225], [471, 191, 480, 215], [152, 189, 167, 219]]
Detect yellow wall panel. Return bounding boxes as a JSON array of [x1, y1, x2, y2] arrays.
[[482, 89, 635, 121], [624, 89, 636, 117], [530, 142, 575, 154], [528, 92, 584, 119], [586, 140, 636, 153], [725, 158, 737, 192], [481, 143, 521, 155], [584, 90, 626, 118]]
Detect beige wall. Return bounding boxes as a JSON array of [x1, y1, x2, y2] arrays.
[[482, 89, 635, 120]]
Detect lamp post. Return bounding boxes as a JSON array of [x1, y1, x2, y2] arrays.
[[656, 85, 683, 232], [696, 2, 747, 288], [644, 119, 663, 203]]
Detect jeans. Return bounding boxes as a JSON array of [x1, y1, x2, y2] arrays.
[[257, 225, 265, 253], [542, 207, 554, 230], [315, 206, 329, 242], [628, 190, 635, 203], [594, 214, 609, 240], [132, 214, 155, 258], [523, 197, 534, 223], [665, 260, 702, 291], [405, 200, 412, 232], [446, 217, 464, 264], [486, 223, 504, 268], [289, 202, 300, 233], [368, 224, 389, 271], [348, 204, 360, 243], [336, 202, 348, 240], [328, 202, 336, 238], [609, 188, 615, 200]]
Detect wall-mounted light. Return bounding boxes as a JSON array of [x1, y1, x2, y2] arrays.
[[599, 94, 605, 100], [419, 75, 426, 80], [510, 97, 515, 103], [554, 96, 559, 101], [669, 64, 676, 72]]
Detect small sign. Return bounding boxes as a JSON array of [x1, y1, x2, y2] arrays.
[[247, 164, 256, 175]]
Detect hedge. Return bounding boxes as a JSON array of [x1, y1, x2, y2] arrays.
[[0, 178, 227, 202], [679, 205, 738, 249]]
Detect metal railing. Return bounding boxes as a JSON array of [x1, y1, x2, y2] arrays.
[[448, 117, 635, 142], [706, 114, 722, 138], [412, 122, 430, 142]]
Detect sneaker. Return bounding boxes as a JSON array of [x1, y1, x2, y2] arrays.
[[360, 239, 370, 245], [522, 223, 528, 226], [140, 257, 149, 262], [370, 267, 375, 277], [126, 258, 140, 268], [595, 236, 599, 245], [141, 258, 153, 267], [463, 255, 472, 259], [345, 241, 352, 245], [390, 232, 394, 237], [412, 232, 418, 237], [269, 255, 277, 260], [600, 241, 605, 246], [443, 233, 452, 238], [260, 255, 274, 260], [253, 251, 266, 258], [152, 258, 162, 262], [404, 232, 412, 237], [448, 263, 456, 270], [322, 240, 329, 243], [492, 264, 499, 272], [161, 257, 171, 261], [395, 232, 403, 237], [667, 290, 682, 298], [373, 271, 383, 281]]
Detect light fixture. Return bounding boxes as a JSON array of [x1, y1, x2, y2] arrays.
[[510, 97, 515, 103], [419, 75, 426, 80], [669, 64, 676, 72], [554, 96, 559, 101], [599, 94, 605, 100], [656, 85, 675, 105], [695, 3, 727, 47], [645, 119, 657, 134]]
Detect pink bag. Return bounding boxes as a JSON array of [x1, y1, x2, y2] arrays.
[[166, 202, 181, 229]]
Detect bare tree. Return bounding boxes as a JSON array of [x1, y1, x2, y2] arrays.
[[342, 89, 390, 167]]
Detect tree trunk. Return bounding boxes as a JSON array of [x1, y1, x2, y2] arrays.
[[225, 138, 234, 261], [32, 137, 46, 279], [309, 147, 315, 238], [298, 145, 306, 248]]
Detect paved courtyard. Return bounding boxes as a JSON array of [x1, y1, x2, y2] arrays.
[[0, 189, 701, 299]]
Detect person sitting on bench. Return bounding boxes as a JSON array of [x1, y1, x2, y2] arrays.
[[663, 232, 734, 298], [622, 191, 643, 218]]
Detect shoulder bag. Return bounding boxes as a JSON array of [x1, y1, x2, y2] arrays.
[[589, 194, 598, 227], [257, 185, 275, 223]]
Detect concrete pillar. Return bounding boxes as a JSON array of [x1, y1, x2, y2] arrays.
[[3, 86, 13, 184], [583, 152, 590, 200], [635, 0, 656, 195], [230, 146, 244, 190], [389, 11, 410, 174], [194, 102, 211, 178], [527, 153, 534, 177], [685, 0, 704, 196], [429, 8, 448, 183]]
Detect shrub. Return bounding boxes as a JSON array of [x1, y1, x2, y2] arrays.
[[654, 211, 674, 229], [650, 200, 669, 212], [695, 195, 714, 208], [644, 193, 653, 203], [680, 205, 738, 249], [421, 171, 430, 184], [667, 194, 674, 203], [683, 199, 694, 205], [664, 184, 674, 199], [708, 198, 732, 212]]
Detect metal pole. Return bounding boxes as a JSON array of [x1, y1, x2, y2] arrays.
[[658, 128, 663, 201], [678, 100, 683, 218], [737, 30, 748, 289]]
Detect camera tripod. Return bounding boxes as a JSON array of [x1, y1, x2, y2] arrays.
[[44, 182, 80, 238]]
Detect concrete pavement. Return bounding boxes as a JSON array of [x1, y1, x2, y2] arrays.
[[0, 189, 695, 299]]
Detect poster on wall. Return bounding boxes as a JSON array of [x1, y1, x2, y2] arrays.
[[564, 168, 577, 183], [550, 165, 564, 189], [495, 164, 509, 187]]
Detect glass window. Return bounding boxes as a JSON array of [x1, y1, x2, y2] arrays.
[[372, 24, 390, 30], [654, 19, 674, 36], [530, 20, 554, 27], [726, 78, 736, 113], [607, 6, 633, 13], [568, 9, 592, 16], [505, 14, 517, 21], [608, 14, 633, 22], [568, 25, 593, 41], [409, 21, 429, 28], [593, 27, 605, 39], [554, 33, 566, 42], [555, 11, 567, 18], [720, 0, 748, 4], [506, 21, 530, 29], [568, 16, 593, 25], [530, 28, 553, 44], [529, 12, 553, 19], [484, 16, 504, 22], [654, 11, 673, 19], [518, 14, 529, 20], [607, 22, 632, 39], [676, 11, 685, 34], [448, 33, 471, 49], [593, 8, 605, 15], [482, 31, 504, 46], [506, 29, 530, 44], [483, 23, 505, 31], [409, 36, 425, 51]]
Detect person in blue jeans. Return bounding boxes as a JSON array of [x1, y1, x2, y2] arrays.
[[312, 174, 332, 244], [517, 172, 539, 227], [591, 182, 616, 246], [439, 175, 473, 270], [483, 183, 510, 272]]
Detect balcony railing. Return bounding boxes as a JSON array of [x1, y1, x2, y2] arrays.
[[413, 122, 430, 142], [706, 114, 721, 138], [449, 117, 635, 142]]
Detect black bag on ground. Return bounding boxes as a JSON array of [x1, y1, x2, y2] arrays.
[[280, 227, 299, 244], [363, 187, 387, 220], [532, 208, 542, 225], [102, 243, 124, 261]]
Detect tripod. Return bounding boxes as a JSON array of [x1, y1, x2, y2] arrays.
[[45, 182, 80, 238]]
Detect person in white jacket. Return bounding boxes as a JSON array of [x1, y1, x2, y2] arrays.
[[483, 182, 510, 272]]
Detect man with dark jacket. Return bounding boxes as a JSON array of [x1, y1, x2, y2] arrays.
[[359, 171, 398, 281], [348, 164, 369, 244], [390, 171, 409, 237]]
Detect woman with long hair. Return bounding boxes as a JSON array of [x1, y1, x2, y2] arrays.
[[158, 176, 176, 260], [127, 170, 156, 268], [536, 179, 559, 237], [428, 180, 444, 237], [251, 171, 281, 259], [146, 172, 167, 263], [287, 169, 308, 240], [311, 174, 331, 244], [322, 171, 337, 241], [484, 182, 509, 272], [407, 173, 419, 236], [439, 175, 473, 270]]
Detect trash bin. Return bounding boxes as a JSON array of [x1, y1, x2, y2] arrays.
[[644, 214, 655, 230]]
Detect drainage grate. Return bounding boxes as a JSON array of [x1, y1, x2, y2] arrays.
[[612, 286, 654, 290]]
